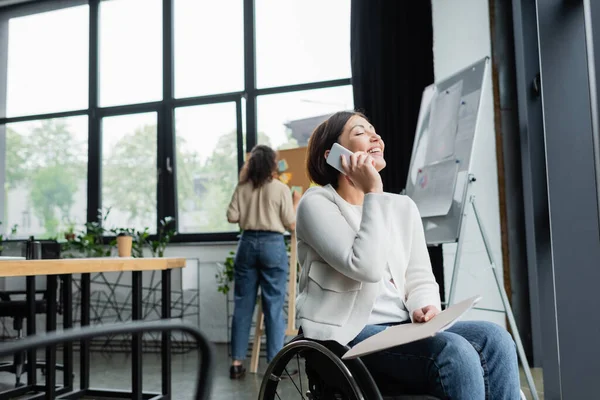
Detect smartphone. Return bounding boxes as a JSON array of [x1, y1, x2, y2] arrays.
[[326, 143, 354, 175]]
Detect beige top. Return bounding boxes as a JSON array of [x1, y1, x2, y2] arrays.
[[226, 179, 295, 233]]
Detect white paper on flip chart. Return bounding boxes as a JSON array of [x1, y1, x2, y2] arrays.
[[409, 85, 437, 186], [409, 159, 459, 218], [342, 296, 481, 360], [452, 89, 481, 170], [424, 80, 464, 165]]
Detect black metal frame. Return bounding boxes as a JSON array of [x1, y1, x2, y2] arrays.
[[0, 0, 352, 242], [0, 319, 215, 400], [511, 0, 549, 374]]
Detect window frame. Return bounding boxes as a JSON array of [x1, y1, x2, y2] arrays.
[[0, 0, 351, 242]]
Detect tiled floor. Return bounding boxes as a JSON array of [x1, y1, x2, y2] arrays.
[[0, 344, 544, 399]]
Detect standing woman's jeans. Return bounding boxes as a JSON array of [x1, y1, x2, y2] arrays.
[[231, 230, 289, 362]]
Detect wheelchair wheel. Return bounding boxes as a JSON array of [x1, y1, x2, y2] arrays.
[[258, 339, 366, 400]]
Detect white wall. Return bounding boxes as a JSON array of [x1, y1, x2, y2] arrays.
[[432, 0, 506, 326]]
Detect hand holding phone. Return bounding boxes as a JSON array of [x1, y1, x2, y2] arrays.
[[326, 143, 383, 193], [326, 143, 354, 175]]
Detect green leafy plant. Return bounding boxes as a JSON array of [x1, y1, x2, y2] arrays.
[[62, 208, 112, 258], [62, 209, 176, 259], [216, 251, 235, 295], [63, 218, 76, 241], [149, 217, 176, 258]]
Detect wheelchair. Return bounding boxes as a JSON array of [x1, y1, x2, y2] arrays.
[[259, 333, 440, 400]]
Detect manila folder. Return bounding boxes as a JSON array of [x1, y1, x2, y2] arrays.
[[342, 295, 481, 360]]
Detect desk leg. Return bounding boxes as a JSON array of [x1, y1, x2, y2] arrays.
[[62, 274, 73, 390], [132, 271, 142, 400], [80, 273, 90, 390], [26, 275, 37, 387], [161, 269, 171, 396], [45, 275, 57, 400]]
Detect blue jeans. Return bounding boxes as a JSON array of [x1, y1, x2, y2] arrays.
[[231, 231, 288, 363], [349, 321, 520, 399]]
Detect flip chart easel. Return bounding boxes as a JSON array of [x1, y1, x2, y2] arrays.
[[406, 58, 537, 399]]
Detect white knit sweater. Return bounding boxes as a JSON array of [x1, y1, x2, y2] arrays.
[[295, 184, 440, 345]]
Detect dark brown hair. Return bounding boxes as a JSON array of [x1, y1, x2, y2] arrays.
[[240, 144, 277, 188], [307, 111, 367, 188]]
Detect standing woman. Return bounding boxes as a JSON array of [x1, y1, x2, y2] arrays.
[[226, 144, 300, 379]]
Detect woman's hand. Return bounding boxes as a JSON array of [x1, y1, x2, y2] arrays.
[[412, 305, 440, 323], [340, 151, 383, 194], [238, 162, 249, 181]]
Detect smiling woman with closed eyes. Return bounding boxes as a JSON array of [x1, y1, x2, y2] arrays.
[[294, 111, 521, 399]]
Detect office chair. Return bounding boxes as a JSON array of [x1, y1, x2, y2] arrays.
[[0, 240, 64, 387]]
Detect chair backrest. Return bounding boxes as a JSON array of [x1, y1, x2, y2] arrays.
[[0, 320, 215, 400]]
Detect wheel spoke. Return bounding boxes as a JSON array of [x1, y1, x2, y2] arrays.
[[296, 354, 304, 396], [284, 366, 305, 398]]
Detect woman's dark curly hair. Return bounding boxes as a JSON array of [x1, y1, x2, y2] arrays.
[[240, 144, 277, 188]]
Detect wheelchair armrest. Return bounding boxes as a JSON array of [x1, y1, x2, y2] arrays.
[[292, 334, 352, 358]]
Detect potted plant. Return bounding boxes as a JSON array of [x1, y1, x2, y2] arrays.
[[62, 208, 112, 258], [64, 220, 76, 242], [110, 221, 174, 259]]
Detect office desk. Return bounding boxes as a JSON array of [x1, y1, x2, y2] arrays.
[[0, 257, 186, 400]]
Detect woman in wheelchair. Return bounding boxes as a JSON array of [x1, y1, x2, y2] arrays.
[[293, 111, 521, 399]]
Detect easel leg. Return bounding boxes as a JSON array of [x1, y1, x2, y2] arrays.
[[286, 234, 298, 336], [447, 208, 470, 307], [250, 301, 264, 374], [470, 197, 538, 400]]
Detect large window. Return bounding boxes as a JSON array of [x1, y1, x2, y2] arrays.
[[4, 117, 88, 238], [175, 103, 239, 233], [255, 0, 351, 88], [0, 0, 352, 241], [99, 0, 162, 107], [6, 5, 89, 117], [101, 112, 157, 232], [174, 0, 244, 98]]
